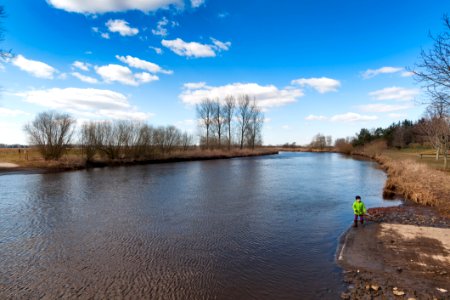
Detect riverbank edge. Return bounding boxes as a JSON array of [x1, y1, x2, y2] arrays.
[[0, 149, 279, 175], [335, 150, 450, 299]]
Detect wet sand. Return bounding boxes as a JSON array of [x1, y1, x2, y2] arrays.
[[337, 205, 450, 299]]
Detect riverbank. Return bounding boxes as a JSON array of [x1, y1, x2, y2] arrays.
[[337, 150, 450, 299], [0, 148, 279, 174]]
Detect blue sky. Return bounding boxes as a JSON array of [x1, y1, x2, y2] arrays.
[[0, 0, 449, 145]]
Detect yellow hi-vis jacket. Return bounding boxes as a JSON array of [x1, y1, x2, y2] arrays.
[[353, 201, 367, 215]]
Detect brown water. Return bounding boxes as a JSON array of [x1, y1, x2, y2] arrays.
[[0, 152, 401, 299]]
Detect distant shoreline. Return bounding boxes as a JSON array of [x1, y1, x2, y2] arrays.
[[0, 148, 279, 175]]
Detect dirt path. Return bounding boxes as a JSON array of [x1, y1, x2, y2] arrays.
[[337, 205, 450, 299]]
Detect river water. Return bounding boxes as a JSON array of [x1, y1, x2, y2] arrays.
[[0, 152, 401, 299]]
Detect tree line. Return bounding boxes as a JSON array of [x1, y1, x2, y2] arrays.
[[196, 95, 264, 150], [23, 94, 266, 161], [24, 111, 195, 161]]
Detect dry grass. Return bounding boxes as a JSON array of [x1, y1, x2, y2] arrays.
[[0, 147, 277, 170], [352, 148, 450, 216], [383, 149, 450, 172]]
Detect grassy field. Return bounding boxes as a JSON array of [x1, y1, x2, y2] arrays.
[[383, 148, 449, 172]]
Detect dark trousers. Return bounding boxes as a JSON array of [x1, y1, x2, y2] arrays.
[[354, 214, 364, 222]]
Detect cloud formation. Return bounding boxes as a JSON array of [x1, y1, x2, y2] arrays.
[[71, 72, 99, 84], [152, 17, 178, 37], [369, 86, 420, 101], [362, 66, 404, 79], [291, 77, 341, 93], [162, 38, 231, 58], [116, 55, 173, 74], [305, 114, 327, 121], [305, 112, 378, 122], [106, 19, 139, 36], [47, 0, 182, 14], [11, 55, 58, 79], [72, 61, 90, 71], [330, 112, 378, 122], [0, 107, 29, 117], [18, 88, 151, 120], [96, 64, 159, 86], [180, 82, 303, 108], [191, 0, 205, 8]]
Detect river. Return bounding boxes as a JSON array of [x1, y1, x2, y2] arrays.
[[0, 152, 401, 299]]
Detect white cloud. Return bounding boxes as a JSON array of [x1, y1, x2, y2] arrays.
[[210, 38, 231, 51], [191, 0, 205, 8], [72, 72, 99, 84], [134, 72, 159, 83], [180, 82, 303, 108], [72, 61, 90, 71], [281, 125, 291, 130], [151, 17, 177, 37], [17, 88, 152, 121], [330, 112, 378, 122], [369, 86, 420, 101], [218, 12, 229, 18], [358, 103, 412, 113], [305, 114, 327, 121], [92, 27, 110, 39], [362, 66, 404, 79], [11, 54, 58, 79], [291, 77, 340, 93], [47, 0, 182, 14], [0, 107, 29, 117], [161, 37, 231, 58], [183, 82, 207, 89], [150, 46, 163, 54], [116, 55, 173, 74], [106, 19, 139, 36], [401, 71, 414, 77], [95, 64, 159, 86]]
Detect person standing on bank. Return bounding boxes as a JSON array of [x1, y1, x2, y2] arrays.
[[352, 195, 366, 227]]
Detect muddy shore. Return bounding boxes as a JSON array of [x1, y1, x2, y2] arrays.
[[337, 204, 450, 300]]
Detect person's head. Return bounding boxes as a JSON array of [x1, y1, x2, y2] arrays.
[[355, 195, 361, 202]]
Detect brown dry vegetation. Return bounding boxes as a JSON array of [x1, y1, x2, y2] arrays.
[[0, 147, 278, 171], [352, 148, 450, 216]]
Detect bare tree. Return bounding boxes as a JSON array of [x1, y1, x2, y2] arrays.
[[181, 132, 194, 151], [24, 111, 75, 160], [211, 99, 224, 148], [224, 96, 236, 150], [134, 124, 154, 158], [237, 95, 252, 149], [248, 100, 264, 149], [196, 99, 214, 148], [80, 122, 98, 161], [413, 15, 450, 108], [310, 133, 327, 149]]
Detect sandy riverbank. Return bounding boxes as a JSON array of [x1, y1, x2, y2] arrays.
[[337, 205, 450, 299]]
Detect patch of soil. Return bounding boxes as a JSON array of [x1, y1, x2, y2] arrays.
[[337, 205, 450, 300]]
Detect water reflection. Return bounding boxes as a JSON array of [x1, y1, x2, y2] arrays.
[[0, 152, 401, 299]]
